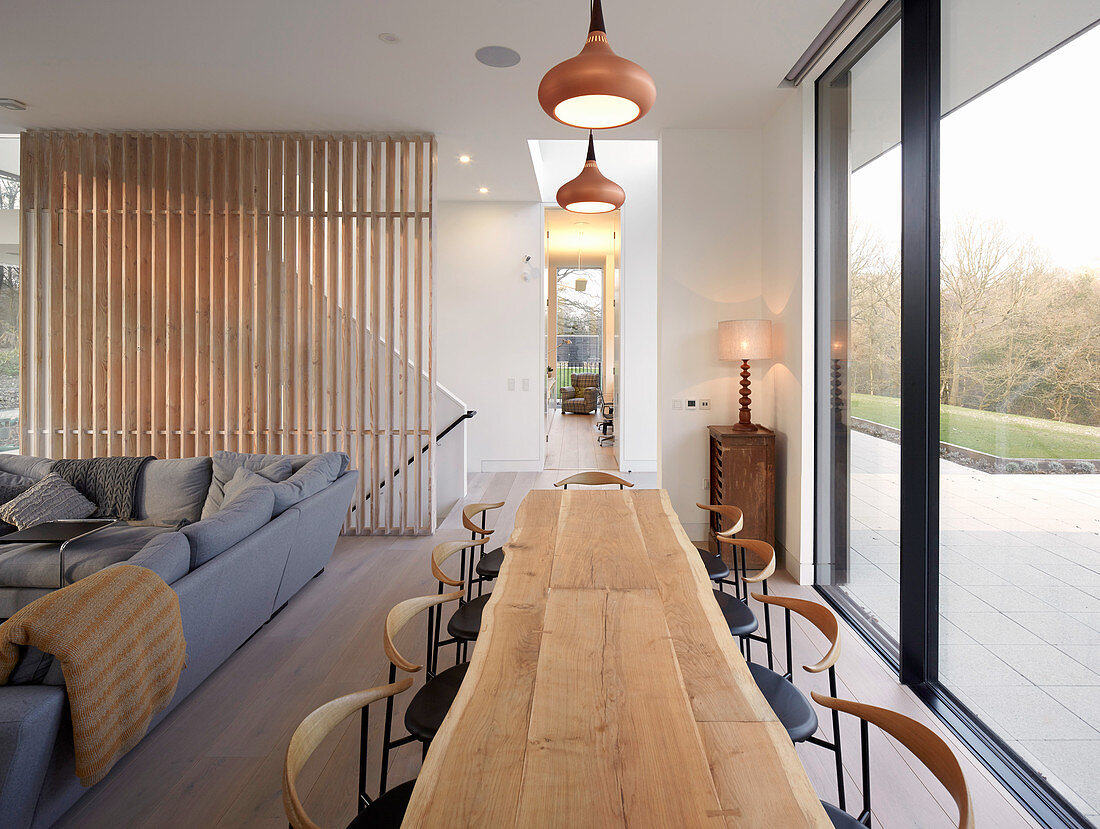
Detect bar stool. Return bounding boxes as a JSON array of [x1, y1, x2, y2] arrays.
[[714, 535, 777, 665], [748, 593, 846, 815], [553, 471, 633, 489], [810, 694, 974, 829], [383, 591, 466, 751], [283, 677, 416, 829], [695, 502, 744, 583], [462, 501, 504, 598], [427, 539, 488, 671]]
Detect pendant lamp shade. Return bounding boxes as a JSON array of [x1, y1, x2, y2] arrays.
[[538, 0, 656, 129], [556, 133, 625, 214]]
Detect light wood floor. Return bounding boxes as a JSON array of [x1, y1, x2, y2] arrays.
[[544, 410, 617, 470], [56, 472, 1038, 829]]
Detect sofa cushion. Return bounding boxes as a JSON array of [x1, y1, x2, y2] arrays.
[[6, 645, 65, 685], [183, 485, 276, 568], [134, 457, 213, 525], [0, 455, 55, 481], [269, 453, 350, 514], [201, 452, 294, 518], [0, 474, 97, 530], [0, 524, 173, 589], [0, 474, 35, 503], [221, 468, 276, 508]]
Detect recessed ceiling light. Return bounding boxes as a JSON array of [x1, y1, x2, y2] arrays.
[[475, 46, 521, 68], [479, 187, 489, 194], [459, 155, 471, 164], [377, 32, 400, 44]]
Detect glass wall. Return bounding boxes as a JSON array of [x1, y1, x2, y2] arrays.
[[0, 136, 18, 451], [815, 7, 903, 654], [816, 2, 1100, 825], [938, 11, 1100, 821]]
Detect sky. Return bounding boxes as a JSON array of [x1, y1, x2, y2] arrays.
[[851, 23, 1100, 271]]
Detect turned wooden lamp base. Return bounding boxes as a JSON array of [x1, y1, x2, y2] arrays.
[[730, 358, 757, 431]]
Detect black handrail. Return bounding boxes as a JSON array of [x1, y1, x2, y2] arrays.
[[360, 409, 476, 504]]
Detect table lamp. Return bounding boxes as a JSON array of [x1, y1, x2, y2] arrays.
[[718, 319, 772, 431]]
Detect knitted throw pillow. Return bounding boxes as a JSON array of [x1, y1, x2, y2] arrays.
[[0, 473, 97, 530]]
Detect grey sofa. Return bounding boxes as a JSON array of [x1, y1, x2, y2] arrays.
[[0, 450, 358, 828]]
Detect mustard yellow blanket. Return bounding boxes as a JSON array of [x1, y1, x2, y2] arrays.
[[0, 564, 186, 785]]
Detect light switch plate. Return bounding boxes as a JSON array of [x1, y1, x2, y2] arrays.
[[521, 378, 530, 391], [672, 399, 683, 410], [686, 399, 697, 410], [507, 377, 516, 391]]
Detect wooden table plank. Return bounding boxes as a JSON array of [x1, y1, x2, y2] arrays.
[[402, 490, 830, 828]]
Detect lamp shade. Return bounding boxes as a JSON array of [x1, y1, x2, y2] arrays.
[[556, 133, 625, 214], [537, 0, 656, 129], [718, 319, 772, 361]]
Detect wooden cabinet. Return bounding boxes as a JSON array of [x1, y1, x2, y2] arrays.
[[707, 425, 776, 559]]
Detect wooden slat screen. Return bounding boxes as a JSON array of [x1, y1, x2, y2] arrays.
[[19, 130, 436, 534]]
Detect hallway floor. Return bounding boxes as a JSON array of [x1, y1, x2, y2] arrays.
[[544, 409, 617, 471]]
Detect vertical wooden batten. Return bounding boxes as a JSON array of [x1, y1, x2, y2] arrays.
[[18, 130, 436, 534]]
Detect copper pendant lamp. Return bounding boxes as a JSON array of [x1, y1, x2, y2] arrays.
[[538, 0, 656, 130], [557, 132, 625, 214]]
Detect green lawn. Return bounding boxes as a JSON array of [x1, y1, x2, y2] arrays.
[[850, 394, 1100, 459]]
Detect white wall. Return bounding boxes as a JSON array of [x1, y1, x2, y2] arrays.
[[761, 89, 816, 583], [658, 129, 772, 543], [435, 201, 544, 472]]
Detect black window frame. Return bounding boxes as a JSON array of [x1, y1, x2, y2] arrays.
[[812, 2, 1095, 826]]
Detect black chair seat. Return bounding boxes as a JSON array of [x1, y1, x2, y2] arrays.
[[345, 779, 417, 829], [405, 662, 469, 742], [696, 546, 730, 581], [475, 548, 504, 579], [748, 662, 818, 744], [713, 589, 758, 637], [821, 801, 864, 828], [447, 594, 491, 641]]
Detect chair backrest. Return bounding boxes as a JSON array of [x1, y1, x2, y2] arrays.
[[384, 591, 464, 672], [717, 536, 776, 583], [461, 501, 504, 535], [431, 538, 489, 587], [810, 694, 975, 829], [283, 677, 414, 829], [553, 471, 634, 489], [572, 372, 599, 389], [751, 593, 840, 673], [695, 503, 745, 536]]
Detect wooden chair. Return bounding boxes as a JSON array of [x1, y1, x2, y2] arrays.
[[810, 694, 974, 829], [749, 593, 846, 815], [430, 539, 490, 666], [714, 535, 777, 665], [283, 677, 415, 829], [384, 591, 466, 753], [694, 502, 745, 583], [461, 501, 504, 597], [553, 471, 634, 489]]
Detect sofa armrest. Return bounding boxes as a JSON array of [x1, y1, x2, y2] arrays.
[[560, 385, 576, 400], [128, 531, 191, 585], [583, 387, 599, 406], [0, 685, 67, 829]]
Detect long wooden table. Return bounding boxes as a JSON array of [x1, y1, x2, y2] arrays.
[[402, 489, 831, 827]]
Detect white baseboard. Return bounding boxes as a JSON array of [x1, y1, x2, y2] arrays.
[[480, 459, 543, 472]]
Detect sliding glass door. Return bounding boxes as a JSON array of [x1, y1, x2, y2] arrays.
[[815, 5, 903, 658], [816, 2, 1100, 826], [938, 7, 1100, 823]]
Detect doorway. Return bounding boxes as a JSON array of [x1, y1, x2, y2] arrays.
[[543, 207, 620, 471]]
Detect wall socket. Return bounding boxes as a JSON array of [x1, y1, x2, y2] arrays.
[[699, 399, 711, 410]]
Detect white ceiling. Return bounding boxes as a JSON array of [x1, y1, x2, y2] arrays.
[[0, 0, 840, 201]]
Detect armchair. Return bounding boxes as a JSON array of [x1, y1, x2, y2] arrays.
[[560, 372, 599, 414]]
